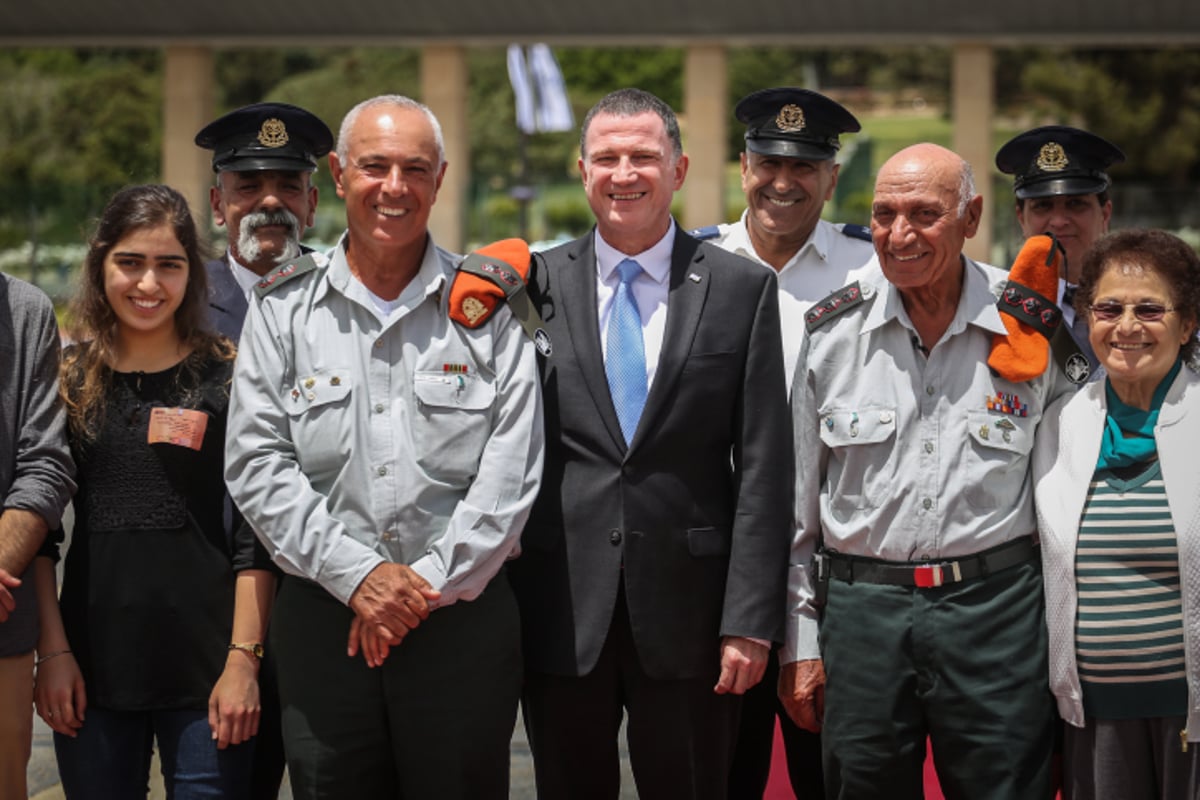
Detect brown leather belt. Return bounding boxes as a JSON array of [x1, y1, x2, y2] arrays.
[[818, 536, 1037, 588]]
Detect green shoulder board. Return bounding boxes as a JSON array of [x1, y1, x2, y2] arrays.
[[805, 282, 865, 333], [254, 253, 320, 298]]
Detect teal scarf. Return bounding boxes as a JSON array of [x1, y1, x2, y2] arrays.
[[1097, 358, 1183, 469]]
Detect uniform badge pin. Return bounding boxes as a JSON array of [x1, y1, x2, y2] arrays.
[[688, 273, 702, 283], [979, 424, 990, 440], [330, 376, 341, 386], [303, 377, 315, 389]]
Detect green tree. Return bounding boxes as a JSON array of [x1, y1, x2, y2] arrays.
[[1021, 49, 1200, 186]]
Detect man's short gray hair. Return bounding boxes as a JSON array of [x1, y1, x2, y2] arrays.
[[957, 159, 978, 218], [336, 95, 445, 168]]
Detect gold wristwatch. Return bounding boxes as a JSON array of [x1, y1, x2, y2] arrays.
[[228, 642, 264, 659]]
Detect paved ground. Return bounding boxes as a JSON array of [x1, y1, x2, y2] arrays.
[[28, 713, 637, 799]]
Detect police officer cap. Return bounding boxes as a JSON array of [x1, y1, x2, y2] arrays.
[[195, 102, 333, 174], [995, 125, 1125, 200], [735, 88, 861, 161]]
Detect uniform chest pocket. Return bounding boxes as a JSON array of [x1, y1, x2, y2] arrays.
[[285, 369, 353, 478], [963, 410, 1034, 510], [817, 407, 897, 512], [411, 371, 496, 485]]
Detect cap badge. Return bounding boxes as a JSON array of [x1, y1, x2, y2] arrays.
[[1036, 142, 1069, 172], [775, 104, 806, 133], [257, 118, 290, 149]]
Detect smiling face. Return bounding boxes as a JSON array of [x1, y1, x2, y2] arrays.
[[103, 223, 189, 344], [1016, 193, 1111, 283], [580, 111, 688, 254], [870, 145, 981, 294], [329, 104, 446, 261], [211, 169, 317, 276], [741, 151, 837, 251], [1089, 263, 1195, 407], [740, 151, 838, 257]]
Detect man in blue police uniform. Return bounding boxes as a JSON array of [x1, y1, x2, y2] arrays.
[[196, 102, 332, 340], [996, 125, 1125, 373], [693, 86, 872, 799], [195, 101, 332, 799]]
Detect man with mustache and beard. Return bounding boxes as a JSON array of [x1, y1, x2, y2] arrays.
[[196, 102, 333, 340], [194, 101, 332, 799]]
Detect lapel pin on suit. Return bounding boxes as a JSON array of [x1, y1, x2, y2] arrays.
[[688, 273, 703, 283]]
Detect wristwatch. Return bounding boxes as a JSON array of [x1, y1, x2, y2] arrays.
[[228, 642, 264, 659]]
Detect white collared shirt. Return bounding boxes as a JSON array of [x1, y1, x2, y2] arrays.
[[225, 251, 264, 301], [594, 222, 675, 389], [710, 214, 875, 388]]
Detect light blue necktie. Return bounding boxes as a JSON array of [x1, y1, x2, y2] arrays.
[[606, 258, 647, 444]]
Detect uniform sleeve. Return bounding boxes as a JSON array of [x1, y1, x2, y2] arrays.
[[5, 289, 75, 529], [225, 294, 385, 604], [408, 307, 545, 606], [783, 332, 828, 664]]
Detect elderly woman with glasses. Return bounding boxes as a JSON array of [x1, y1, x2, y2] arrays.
[[1033, 228, 1200, 799]]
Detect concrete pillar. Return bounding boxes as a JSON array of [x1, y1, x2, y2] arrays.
[[422, 45, 469, 252], [951, 42, 994, 263], [682, 44, 728, 230], [162, 46, 215, 229]]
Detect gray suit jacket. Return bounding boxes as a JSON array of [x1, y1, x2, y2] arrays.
[[510, 227, 794, 680]]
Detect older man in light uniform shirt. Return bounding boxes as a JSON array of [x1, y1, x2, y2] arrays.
[[225, 94, 543, 799], [782, 143, 1075, 799]]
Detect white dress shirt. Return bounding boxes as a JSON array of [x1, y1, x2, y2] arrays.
[[710, 214, 875, 388], [594, 222, 675, 390]]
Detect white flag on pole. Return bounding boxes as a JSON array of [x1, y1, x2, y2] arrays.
[[528, 44, 575, 133], [507, 44, 537, 135]]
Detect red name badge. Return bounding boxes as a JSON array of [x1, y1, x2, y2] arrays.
[[147, 407, 208, 451]]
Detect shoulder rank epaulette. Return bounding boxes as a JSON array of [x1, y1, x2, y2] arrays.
[[450, 239, 552, 356], [254, 253, 319, 297], [805, 281, 864, 333], [689, 225, 721, 241], [840, 223, 871, 242], [1050, 325, 1092, 385]]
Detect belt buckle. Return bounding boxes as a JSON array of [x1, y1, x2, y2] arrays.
[[913, 564, 944, 588]]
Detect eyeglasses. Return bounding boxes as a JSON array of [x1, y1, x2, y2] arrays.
[[1088, 302, 1176, 322]]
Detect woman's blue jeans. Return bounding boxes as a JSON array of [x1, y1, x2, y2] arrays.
[[54, 707, 254, 799]]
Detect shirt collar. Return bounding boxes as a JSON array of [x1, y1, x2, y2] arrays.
[[731, 211, 828, 274], [861, 255, 1007, 338], [225, 250, 265, 297], [321, 231, 447, 314], [594, 219, 675, 285]]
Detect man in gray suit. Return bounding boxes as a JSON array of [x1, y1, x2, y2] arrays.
[[511, 88, 794, 800], [195, 102, 332, 340]]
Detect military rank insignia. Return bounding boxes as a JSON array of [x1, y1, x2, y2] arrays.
[[805, 282, 863, 333]]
